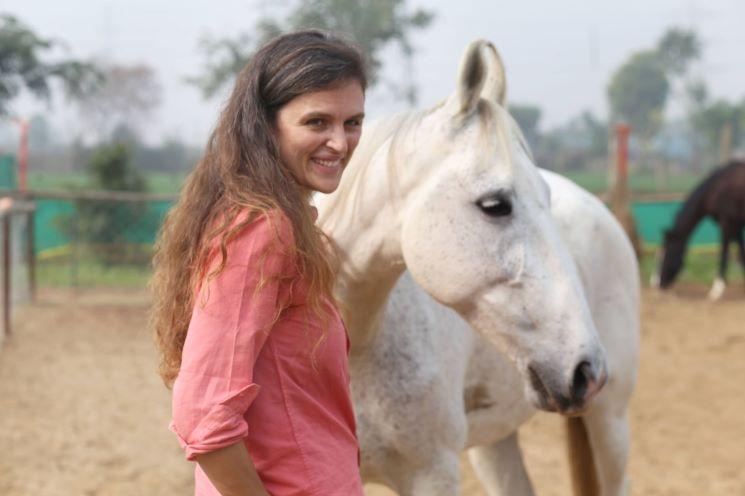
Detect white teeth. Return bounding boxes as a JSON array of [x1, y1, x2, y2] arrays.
[[313, 158, 341, 168]]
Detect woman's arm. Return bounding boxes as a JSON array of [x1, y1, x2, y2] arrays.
[[197, 441, 270, 496]]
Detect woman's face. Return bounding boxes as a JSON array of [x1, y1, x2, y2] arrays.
[[275, 79, 365, 195]]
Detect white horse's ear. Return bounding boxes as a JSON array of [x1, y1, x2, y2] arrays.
[[456, 40, 488, 115], [455, 40, 507, 115], [479, 42, 507, 105]]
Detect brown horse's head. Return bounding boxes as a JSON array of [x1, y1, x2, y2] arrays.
[[658, 229, 686, 288]]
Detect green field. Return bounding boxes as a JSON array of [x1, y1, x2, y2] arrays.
[[562, 169, 705, 194], [27, 167, 709, 196], [32, 245, 741, 289], [29, 171, 187, 194], [26, 167, 739, 288], [38, 261, 152, 288], [639, 246, 743, 287]]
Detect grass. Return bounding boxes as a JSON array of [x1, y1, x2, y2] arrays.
[[23, 167, 739, 289], [639, 246, 744, 286], [562, 169, 705, 194], [27, 166, 710, 197], [37, 261, 152, 288], [29, 245, 741, 290], [36, 245, 154, 288], [28, 171, 187, 195]]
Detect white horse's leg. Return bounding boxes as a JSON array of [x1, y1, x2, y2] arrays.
[[582, 408, 631, 496], [389, 450, 460, 496], [411, 451, 460, 496], [467, 433, 534, 496]]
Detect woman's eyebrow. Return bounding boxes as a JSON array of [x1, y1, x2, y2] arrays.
[[299, 111, 366, 121]]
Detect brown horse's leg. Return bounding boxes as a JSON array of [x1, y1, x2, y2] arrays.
[[711, 223, 733, 300], [736, 228, 745, 292]]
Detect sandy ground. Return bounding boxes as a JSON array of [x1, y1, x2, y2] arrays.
[[0, 285, 743, 495]]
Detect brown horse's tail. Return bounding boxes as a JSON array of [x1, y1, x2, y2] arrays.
[[566, 416, 599, 496]]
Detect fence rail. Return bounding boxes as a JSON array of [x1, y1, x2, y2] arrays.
[[0, 185, 713, 302], [0, 187, 179, 203]]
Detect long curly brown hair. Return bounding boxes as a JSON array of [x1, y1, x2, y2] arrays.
[[150, 30, 367, 387]]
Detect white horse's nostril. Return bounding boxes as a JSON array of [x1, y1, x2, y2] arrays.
[[584, 366, 607, 402], [571, 361, 593, 402]]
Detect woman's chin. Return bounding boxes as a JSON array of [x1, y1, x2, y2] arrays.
[[306, 171, 343, 194], [312, 181, 341, 194]]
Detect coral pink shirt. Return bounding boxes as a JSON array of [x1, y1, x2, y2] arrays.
[[170, 211, 363, 496]]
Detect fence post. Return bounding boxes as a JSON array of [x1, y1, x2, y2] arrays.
[[611, 123, 642, 258], [3, 213, 10, 338], [71, 209, 79, 289], [26, 209, 36, 302]]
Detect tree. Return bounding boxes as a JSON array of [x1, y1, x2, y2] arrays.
[[189, 0, 434, 104], [578, 111, 609, 159], [139, 138, 191, 173], [534, 110, 609, 173], [75, 63, 161, 141], [606, 27, 701, 151], [508, 104, 542, 151], [690, 98, 744, 164], [656, 28, 701, 76], [57, 144, 151, 266], [607, 51, 669, 140], [0, 14, 99, 116], [87, 143, 146, 192], [28, 114, 55, 151]]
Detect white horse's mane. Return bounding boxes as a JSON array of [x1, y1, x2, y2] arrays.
[[317, 108, 428, 225], [317, 99, 534, 226]]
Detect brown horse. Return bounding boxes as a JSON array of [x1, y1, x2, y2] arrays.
[[656, 159, 745, 299]]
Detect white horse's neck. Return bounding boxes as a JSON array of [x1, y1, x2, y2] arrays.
[[316, 113, 420, 350]]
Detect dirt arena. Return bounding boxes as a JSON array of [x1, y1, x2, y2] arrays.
[[1, 285, 743, 495]]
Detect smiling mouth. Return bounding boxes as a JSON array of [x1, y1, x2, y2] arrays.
[[311, 157, 343, 169]]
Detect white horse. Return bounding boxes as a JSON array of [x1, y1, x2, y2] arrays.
[[316, 41, 639, 496]]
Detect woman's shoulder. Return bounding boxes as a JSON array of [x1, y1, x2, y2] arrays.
[[231, 208, 295, 253]]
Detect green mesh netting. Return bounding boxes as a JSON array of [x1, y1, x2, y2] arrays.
[[0, 154, 17, 189], [28, 197, 717, 259], [34, 199, 173, 253], [632, 201, 719, 246]]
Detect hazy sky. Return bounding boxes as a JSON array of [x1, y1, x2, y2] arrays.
[[4, 0, 745, 146]]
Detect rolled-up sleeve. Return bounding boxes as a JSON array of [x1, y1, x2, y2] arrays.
[[170, 213, 293, 461]]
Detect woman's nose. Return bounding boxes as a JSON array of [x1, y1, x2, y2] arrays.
[[326, 127, 348, 155]]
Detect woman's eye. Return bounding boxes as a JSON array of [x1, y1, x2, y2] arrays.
[[345, 119, 362, 127], [306, 118, 325, 127]]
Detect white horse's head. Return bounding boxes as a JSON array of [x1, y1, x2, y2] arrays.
[[397, 41, 607, 414]]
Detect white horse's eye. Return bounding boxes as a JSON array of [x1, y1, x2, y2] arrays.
[[476, 194, 513, 217]]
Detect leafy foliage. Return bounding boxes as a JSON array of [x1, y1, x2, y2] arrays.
[[607, 51, 669, 138], [87, 143, 146, 192], [607, 27, 701, 141], [75, 63, 162, 141], [57, 144, 152, 266], [656, 28, 701, 76], [0, 14, 100, 116], [189, 0, 433, 104], [689, 98, 745, 163], [28, 113, 55, 151], [534, 110, 609, 172], [508, 104, 542, 151]]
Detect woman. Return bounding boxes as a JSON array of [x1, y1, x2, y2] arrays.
[[151, 30, 366, 496]]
